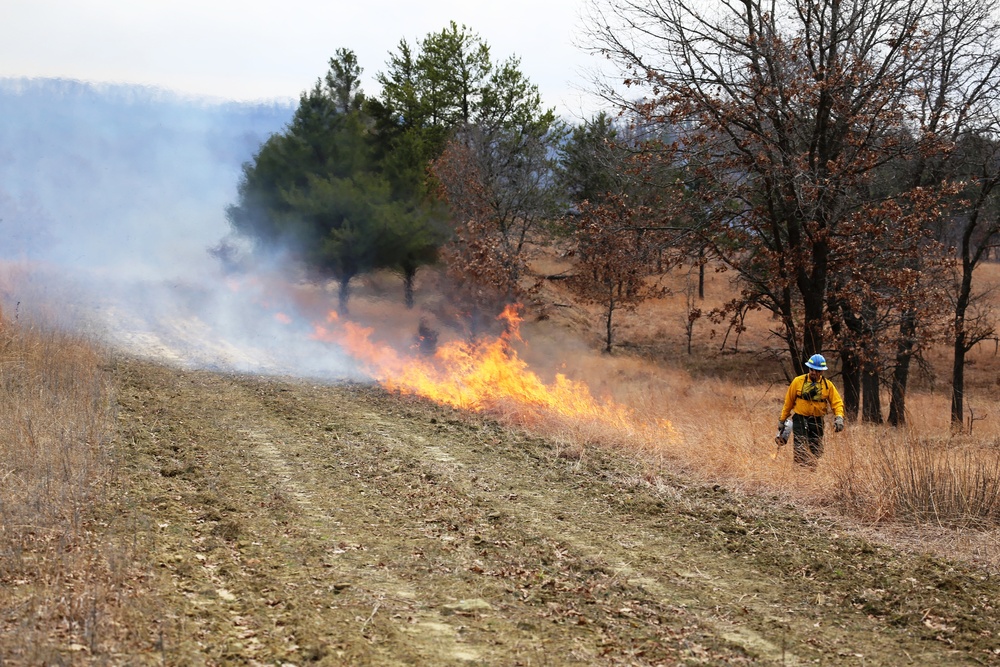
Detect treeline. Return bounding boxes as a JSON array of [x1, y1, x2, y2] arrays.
[[228, 24, 687, 339], [230, 3, 1000, 430]]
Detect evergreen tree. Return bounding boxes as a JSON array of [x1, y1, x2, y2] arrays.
[[227, 50, 441, 312], [418, 22, 492, 128], [557, 112, 627, 207]]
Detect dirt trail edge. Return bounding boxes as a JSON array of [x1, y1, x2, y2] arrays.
[[111, 359, 1000, 666]]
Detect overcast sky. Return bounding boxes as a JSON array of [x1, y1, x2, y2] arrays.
[[0, 0, 609, 119]]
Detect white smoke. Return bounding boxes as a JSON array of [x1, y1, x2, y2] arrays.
[[0, 77, 364, 380]]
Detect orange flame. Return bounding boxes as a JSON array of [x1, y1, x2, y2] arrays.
[[311, 304, 675, 439], [221, 274, 676, 444]]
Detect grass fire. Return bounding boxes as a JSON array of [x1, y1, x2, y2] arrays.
[[308, 303, 677, 446]]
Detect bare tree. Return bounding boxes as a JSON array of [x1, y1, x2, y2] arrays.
[[430, 121, 562, 326]]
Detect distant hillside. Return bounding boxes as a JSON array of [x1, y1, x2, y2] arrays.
[[0, 78, 295, 272]]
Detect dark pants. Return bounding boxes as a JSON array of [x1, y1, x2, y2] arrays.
[[792, 414, 824, 467]]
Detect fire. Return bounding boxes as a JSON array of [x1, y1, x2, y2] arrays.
[[310, 304, 673, 438], [214, 274, 676, 447]]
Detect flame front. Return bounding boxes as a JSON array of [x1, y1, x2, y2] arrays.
[[220, 274, 675, 446], [310, 304, 668, 437]]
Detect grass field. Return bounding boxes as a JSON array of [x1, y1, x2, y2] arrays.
[[2, 256, 1000, 662]]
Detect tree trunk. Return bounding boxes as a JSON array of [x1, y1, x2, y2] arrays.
[[888, 358, 910, 427], [951, 332, 967, 426], [888, 310, 916, 426], [840, 349, 861, 421], [951, 266, 973, 426], [604, 283, 616, 354], [861, 362, 883, 424], [779, 291, 802, 375], [698, 248, 705, 299], [686, 310, 695, 355], [797, 236, 829, 363], [338, 277, 351, 316], [834, 298, 863, 421], [802, 294, 825, 361], [404, 266, 416, 309], [798, 252, 828, 366]]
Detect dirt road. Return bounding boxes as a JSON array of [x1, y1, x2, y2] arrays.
[[111, 358, 1000, 665]]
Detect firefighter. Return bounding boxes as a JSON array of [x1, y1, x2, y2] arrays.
[[778, 354, 845, 467]]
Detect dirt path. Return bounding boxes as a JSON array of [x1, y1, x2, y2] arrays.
[[111, 359, 1000, 666]]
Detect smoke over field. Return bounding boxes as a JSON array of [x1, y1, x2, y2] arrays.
[[0, 78, 647, 410], [0, 78, 375, 376]]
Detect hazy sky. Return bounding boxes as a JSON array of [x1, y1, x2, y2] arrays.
[[1, 0, 607, 119]]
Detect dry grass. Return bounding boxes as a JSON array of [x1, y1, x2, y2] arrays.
[[835, 435, 1000, 527], [484, 258, 1000, 566], [0, 307, 148, 663]]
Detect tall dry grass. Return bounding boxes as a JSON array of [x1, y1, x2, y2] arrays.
[[460, 258, 1000, 566], [0, 306, 145, 663], [835, 435, 1000, 527]]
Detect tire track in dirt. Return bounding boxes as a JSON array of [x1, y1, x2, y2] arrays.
[[290, 389, 1000, 666], [400, 438, 809, 665], [120, 365, 755, 665], [328, 415, 814, 666], [121, 366, 512, 665], [234, 425, 500, 665]]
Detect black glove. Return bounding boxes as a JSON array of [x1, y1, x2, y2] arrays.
[[834, 416, 844, 432]]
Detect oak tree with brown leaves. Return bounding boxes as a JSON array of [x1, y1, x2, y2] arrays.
[[586, 0, 993, 424], [568, 196, 669, 353], [430, 114, 560, 332]]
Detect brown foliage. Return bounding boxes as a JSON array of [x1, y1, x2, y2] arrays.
[[588, 0, 987, 422], [430, 130, 552, 322], [567, 196, 669, 351]]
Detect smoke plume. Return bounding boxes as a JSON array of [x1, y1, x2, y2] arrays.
[[0, 77, 368, 379]]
